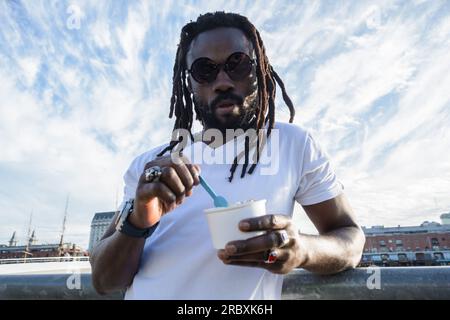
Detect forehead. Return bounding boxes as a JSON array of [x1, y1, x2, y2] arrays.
[[187, 27, 254, 66]]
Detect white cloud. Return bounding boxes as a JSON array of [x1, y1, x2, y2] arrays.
[[1, 0, 449, 250]]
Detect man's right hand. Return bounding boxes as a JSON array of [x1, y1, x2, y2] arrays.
[[129, 155, 201, 229]]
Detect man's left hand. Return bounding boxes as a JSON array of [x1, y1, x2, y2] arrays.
[[217, 214, 305, 274]]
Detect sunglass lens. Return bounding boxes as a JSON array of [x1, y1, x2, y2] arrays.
[[226, 53, 253, 81], [191, 59, 217, 83]]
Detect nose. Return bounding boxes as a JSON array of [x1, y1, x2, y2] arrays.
[[212, 68, 235, 93]]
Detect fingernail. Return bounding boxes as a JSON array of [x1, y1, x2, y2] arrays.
[[239, 222, 250, 231], [225, 245, 236, 254], [217, 250, 228, 259]]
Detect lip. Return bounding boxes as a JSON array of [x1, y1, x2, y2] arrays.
[[216, 99, 239, 109], [215, 105, 236, 116]]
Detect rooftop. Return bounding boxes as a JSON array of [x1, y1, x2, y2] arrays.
[[91, 211, 115, 223], [362, 221, 450, 235]]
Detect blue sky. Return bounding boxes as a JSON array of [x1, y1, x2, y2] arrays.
[[1, 0, 449, 249]]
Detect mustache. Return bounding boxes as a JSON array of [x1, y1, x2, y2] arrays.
[[210, 93, 244, 110]]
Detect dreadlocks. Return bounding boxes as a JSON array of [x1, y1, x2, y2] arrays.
[[157, 11, 295, 182]]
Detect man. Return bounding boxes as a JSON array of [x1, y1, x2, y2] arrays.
[[90, 11, 365, 300]]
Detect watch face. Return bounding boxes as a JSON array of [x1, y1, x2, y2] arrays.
[[116, 199, 133, 231], [114, 209, 122, 226]]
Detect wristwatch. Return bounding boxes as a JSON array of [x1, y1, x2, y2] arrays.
[[115, 199, 159, 239]]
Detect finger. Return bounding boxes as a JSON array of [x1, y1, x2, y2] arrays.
[[136, 181, 177, 207], [219, 259, 281, 272], [159, 167, 186, 203], [239, 214, 291, 232], [186, 164, 201, 186], [224, 260, 286, 274], [218, 256, 285, 274], [218, 248, 289, 263], [172, 162, 194, 194], [139, 157, 170, 184], [225, 231, 291, 255], [221, 260, 266, 268]]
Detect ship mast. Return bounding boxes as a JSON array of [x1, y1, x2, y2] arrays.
[[59, 194, 70, 251], [23, 210, 33, 260]]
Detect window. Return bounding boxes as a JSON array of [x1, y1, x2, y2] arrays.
[[434, 252, 444, 260], [395, 240, 403, 245], [398, 253, 408, 262], [379, 240, 386, 246]]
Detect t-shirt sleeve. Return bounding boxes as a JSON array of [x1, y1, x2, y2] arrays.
[[294, 132, 343, 206], [117, 157, 140, 212]]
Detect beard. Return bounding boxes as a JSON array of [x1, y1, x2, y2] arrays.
[[193, 89, 259, 133]]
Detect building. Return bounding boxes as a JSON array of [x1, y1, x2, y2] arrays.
[[88, 211, 115, 253], [0, 243, 86, 260], [0, 230, 86, 260], [363, 221, 450, 252], [360, 221, 450, 267]]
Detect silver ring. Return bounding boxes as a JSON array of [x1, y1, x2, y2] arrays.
[[144, 166, 162, 183], [278, 230, 290, 248]]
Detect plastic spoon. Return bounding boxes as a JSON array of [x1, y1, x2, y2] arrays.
[[199, 176, 229, 207]]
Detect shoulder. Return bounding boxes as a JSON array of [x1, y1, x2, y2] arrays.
[[273, 121, 311, 139], [272, 121, 313, 149]]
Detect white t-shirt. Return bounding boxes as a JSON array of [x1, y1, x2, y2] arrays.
[[119, 122, 343, 300]]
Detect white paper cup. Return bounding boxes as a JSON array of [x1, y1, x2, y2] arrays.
[[204, 199, 267, 249]]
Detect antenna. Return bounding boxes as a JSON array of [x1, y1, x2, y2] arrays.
[[59, 194, 70, 248]]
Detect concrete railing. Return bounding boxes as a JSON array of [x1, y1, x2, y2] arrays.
[[0, 257, 90, 265], [1, 267, 449, 300]]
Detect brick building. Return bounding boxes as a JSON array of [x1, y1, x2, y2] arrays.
[[360, 214, 450, 266], [363, 221, 450, 253]]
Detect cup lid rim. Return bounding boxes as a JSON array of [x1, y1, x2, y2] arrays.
[[204, 199, 266, 214]]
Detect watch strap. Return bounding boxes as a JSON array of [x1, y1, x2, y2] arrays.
[[121, 218, 159, 239], [116, 199, 159, 239]]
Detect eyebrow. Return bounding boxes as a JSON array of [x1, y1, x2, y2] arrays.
[[189, 50, 254, 66]]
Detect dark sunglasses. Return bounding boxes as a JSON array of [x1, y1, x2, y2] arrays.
[[187, 52, 255, 84]]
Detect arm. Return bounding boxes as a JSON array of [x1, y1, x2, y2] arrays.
[[217, 193, 365, 275], [89, 156, 201, 295], [89, 212, 146, 295], [298, 193, 366, 274]]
